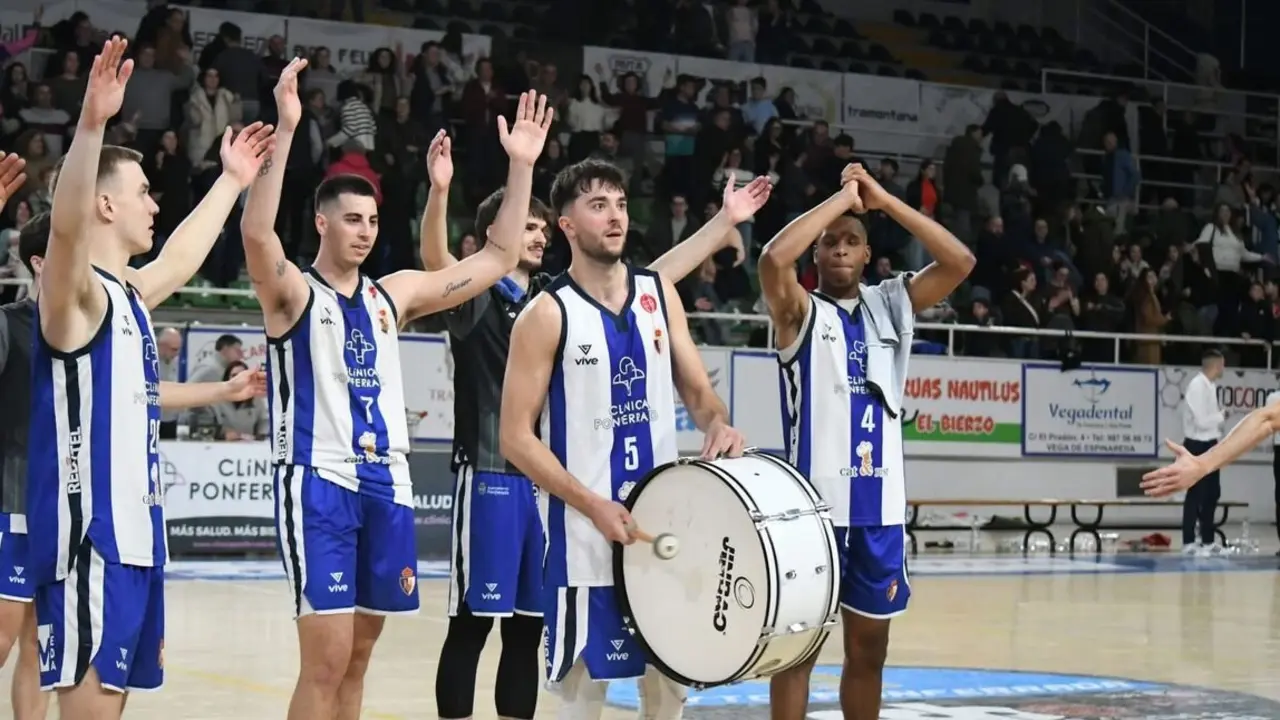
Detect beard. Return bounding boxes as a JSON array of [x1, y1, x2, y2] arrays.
[[577, 235, 625, 264]]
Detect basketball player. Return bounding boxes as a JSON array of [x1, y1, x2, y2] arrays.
[[1142, 398, 1280, 498], [241, 57, 554, 720], [758, 163, 974, 720], [500, 158, 748, 720], [5, 211, 265, 720], [27, 36, 275, 719], [422, 134, 770, 720]]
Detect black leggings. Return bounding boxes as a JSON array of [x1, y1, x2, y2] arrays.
[[434, 607, 542, 719]]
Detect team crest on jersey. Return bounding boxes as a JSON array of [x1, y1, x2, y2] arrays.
[[399, 567, 416, 595], [358, 431, 378, 460], [639, 293, 658, 314], [856, 441, 874, 477], [653, 328, 663, 355], [378, 309, 390, 333], [886, 579, 898, 602], [618, 481, 636, 501]]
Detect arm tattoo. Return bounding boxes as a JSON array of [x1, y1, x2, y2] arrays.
[[257, 155, 274, 177], [443, 278, 473, 298], [275, 259, 288, 277]]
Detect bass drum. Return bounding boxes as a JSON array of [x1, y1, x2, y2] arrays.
[[614, 452, 839, 689]]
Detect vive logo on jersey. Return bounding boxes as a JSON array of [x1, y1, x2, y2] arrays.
[[8, 565, 24, 585], [575, 344, 599, 366], [115, 648, 129, 673], [328, 572, 349, 593], [37, 624, 55, 673], [820, 323, 837, 342], [612, 357, 646, 396], [346, 329, 375, 365], [320, 306, 337, 326], [606, 639, 629, 662], [481, 582, 501, 601]]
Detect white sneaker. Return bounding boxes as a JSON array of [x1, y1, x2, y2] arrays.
[[1198, 543, 1225, 557], [1182, 542, 1202, 555]]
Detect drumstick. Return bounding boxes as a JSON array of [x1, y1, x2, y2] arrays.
[[628, 525, 680, 559]]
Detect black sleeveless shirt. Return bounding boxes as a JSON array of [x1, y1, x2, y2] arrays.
[[0, 299, 35, 515]]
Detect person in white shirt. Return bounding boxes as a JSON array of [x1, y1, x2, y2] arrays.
[[1180, 349, 1226, 555]]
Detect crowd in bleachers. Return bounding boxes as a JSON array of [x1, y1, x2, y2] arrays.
[[1, 0, 1279, 373]]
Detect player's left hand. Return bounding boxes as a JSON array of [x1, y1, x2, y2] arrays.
[[224, 368, 267, 402], [721, 175, 772, 224], [0, 153, 27, 216], [701, 418, 746, 460], [1140, 439, 1209, 497], [220, 121, 277, 189], [426, 129, 453, 188], [498, 91, 554, 166], [844, 163, 894, 211]]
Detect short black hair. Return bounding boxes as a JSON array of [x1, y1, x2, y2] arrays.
[[751, 76, 766, 89], [474, 188, 553, 243], [1202, 348, 1224, 362], [834, 134, 854, 149], [215, 334, 242, 351], [18, 211, 50, 274], [315, 174, 377, 209], [549, 159, 627, 213]]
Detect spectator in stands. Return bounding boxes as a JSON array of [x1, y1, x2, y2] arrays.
[[660, 75, 701, 199], [12, 130, 51, 202], [943, 124, 984, 245], [186, 68, 243, 165], [532, 137, 568, 200], [145, 129, 194, 252], [1028, 120, 1073, 218], [973, 216, 1016, 302], [458, 232, 478, 259], [725, 0, 758, 62], [778, 149, 815, 222], [1039, 262, 1080, 341], [1002, 267, 1043, 358], [408, 42, 455, 136], [1101, 131, 1140, 234], [589, 130, 634, 186], [867, 158, 909, 265], [329, 80, 377, 152], [214, 361, 270, 441], [741, 78, 776, 136], [1196, 202, 1264, 334], [566, 74, 608, 161], [1239, 281, 1272, 366], [1129, 268, 1168, 363], [681, 258, 728, 344], [153, 8, 193, 74], [1216, 165, 1247, 210], [0, 199, 32, 303], [982, 91, 1037, 190], [1080, 273, 1126, 361], [123, 44, 197, 156], [1247, 184, 1279, 264], [648, 194, 699, 256], [260, 35, 291, 91], [304, 48, 342, 110], [1179, 349, 1225, 555], [186, 335, 247, 433], [0, 64, 31, 121], [958, 291, 1000, 357], [213, 25, 266, 123], [46, 52, 85, 122], [755, 0, 792, 64], [360, 47, 410, 122], [1118, 242, 1150, 288], [327, 140, 383, 205], [53, 12, 99, 76], [18, 84, 70, 158], [157, 328, 183, 439]]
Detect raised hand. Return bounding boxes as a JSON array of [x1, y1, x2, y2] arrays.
[[225, 368, 267, 402], [426, 130, 453, 188], [0, 153, 28, 217], [846, 163, 894, 211], [497, 91, 554, 166], [82, 36, 134, 128], [1140, 439, 1209, 498], [721, 175, 772, 224], [273, 57, 308, 133], [839, 164, 865, 213], [220, 122, 277, 188]]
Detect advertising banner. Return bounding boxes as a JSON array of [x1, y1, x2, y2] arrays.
[[286, 16, 490, 75], [1021, 364, 1158, 458], [186, 7, 285, 59], [1156, 366, 1278, 460], [160, 441, 276, 554], [762, 64, 842, 123], [840, 74, 922, 137], [582, 46, 676, 100]]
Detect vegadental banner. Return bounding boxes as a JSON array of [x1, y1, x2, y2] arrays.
[[161, 441, 457, 560]]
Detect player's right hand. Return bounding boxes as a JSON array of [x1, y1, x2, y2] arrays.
[[839, 164, 865, 213], [1140, 439, 1210, 497], [83, 36, 133, 128], [498, 91, 554, 166], [273, 57, 308, 132], [426, 129, 453, 188], [0, 153, 27, 216], [588, 499, 635, 545]]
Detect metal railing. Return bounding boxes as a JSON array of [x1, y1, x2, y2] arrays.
[[1083, 0, 1201, 82], [1, 279, 1264, 366]]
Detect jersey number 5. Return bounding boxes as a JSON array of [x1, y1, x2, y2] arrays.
[[860, 405, 876, 433], [623, 436, 639, 471]]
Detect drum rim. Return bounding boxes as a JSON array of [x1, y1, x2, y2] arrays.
[[613, 456, 777, 689]]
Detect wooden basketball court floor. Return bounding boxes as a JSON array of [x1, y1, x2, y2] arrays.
[[6, 540, 1280, 718]]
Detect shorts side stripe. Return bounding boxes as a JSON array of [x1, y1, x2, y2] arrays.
[[549, 587, 572, 682], [68, 543, 92, 686], [900, 525, 911, 589], [278, 466, 307, 617], [448, 465, 472, 616]]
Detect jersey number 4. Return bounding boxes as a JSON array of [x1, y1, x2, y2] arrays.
[[860, 406, 876, 432]]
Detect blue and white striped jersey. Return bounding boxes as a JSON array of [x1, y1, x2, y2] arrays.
[[267, 269, 412, 507], [27, 269, 165, 583], [779, 294, 906, 527], [539, 268, 678, 586]]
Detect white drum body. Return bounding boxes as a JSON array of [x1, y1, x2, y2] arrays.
[[615, 453, 839, 688]]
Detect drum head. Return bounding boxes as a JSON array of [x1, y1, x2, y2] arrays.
[[616, 462, 769, 686]]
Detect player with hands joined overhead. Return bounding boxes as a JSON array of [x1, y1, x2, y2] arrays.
[[758, 162, 974, 720], [23, 34, 275, 720], [242, 54, 556, 720]]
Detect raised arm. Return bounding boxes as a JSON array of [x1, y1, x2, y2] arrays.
[[0, 153, 26, 220], [419, 130, 456, 271], [844, 164, 975, 312], [499, 296, 632, 544], [1141, 404, 1280, 497], [42, 37, 132, 348], [759, 167, 862, 347], [131, 123, 275, 309], [648, 175, 771, 283], [158, 368, 266, 410], [381, 91, 553, 322], [661, 274, 745, 459], [241, 57, 312, 330]]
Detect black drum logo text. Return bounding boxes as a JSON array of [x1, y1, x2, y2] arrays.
[[712, 536, 736, 632]]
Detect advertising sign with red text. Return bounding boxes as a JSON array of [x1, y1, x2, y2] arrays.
[[901, 358, 1023, 457]]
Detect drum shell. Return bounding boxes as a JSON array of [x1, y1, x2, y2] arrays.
[[615, 453, 839, 688]]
